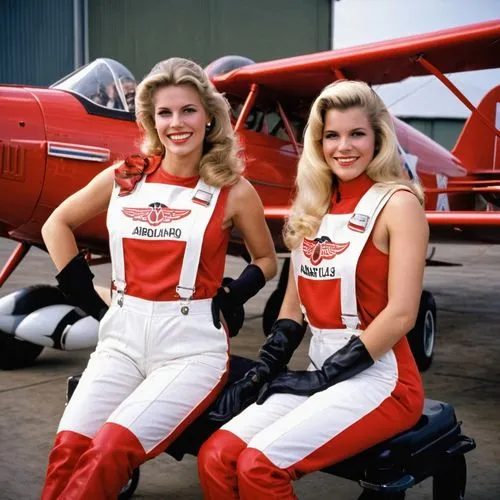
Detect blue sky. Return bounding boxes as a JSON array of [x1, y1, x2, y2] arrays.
[[333, 0, 500, 118]]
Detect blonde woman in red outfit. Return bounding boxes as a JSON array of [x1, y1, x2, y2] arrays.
[[40, 58, 277, 500], [198, 80, 429, 499]]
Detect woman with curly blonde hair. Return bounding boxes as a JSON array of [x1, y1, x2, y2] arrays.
[[198, 80, 428, 499], [286, 79, 423, 249], [40, 57, 276, 499], [135, 57, 242, 187]]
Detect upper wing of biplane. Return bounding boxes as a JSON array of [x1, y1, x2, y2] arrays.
[[212, 20, 500, 100], [215, 20, 500, 245]]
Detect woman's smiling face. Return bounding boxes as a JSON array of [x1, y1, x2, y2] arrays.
[[322, 106, 376, 182], [153, 84, 209, 161]]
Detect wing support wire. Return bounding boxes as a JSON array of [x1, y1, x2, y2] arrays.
[[416, 55, 500, 139], [276, 101, 301, 155], [235, 83, 259, 132], [333, 68, 347, 80]]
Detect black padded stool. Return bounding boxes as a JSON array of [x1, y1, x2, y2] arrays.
[[323, 399, 475, 499]]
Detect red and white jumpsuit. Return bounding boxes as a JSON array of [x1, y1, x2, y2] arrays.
[[42, 157, 231, 500], [198, 173, 424, 500]]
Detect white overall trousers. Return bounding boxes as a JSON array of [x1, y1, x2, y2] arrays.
[[198, 184, 423, 500], [42, 175, 229, 500]]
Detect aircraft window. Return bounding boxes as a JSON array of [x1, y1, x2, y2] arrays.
[[51, 58, 137, 114], [227, 96, 264, 131], [262, 110, 304, 143]]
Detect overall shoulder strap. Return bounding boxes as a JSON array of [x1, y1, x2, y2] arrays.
[[340, 183, 408, 329], [176, 178, 221, 313]]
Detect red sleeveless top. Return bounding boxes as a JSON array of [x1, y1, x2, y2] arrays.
[[297, 173, 389, 329], [118, 160, 231, 301]]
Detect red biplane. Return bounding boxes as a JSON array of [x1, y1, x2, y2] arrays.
[[0, 20, 499, 371]]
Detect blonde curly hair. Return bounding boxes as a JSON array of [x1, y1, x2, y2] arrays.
[[135, 57, 243, 187], [285, 80, 423, 249]]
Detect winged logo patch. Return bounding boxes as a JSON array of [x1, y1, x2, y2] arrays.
[[302, 236, 350, 265], [122, 202, 191, 226]]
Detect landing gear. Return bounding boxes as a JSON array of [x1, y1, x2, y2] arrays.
[[0, 243, 43, 369], [408, 290, 436, 372], [0, 285, 68, 369]]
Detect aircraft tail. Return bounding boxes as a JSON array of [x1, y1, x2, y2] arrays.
[[452, 85, 500, 173]]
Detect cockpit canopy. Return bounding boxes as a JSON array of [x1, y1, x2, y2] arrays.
[[51, 58, 137, 114]]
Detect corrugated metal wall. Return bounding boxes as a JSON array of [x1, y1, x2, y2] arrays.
[[402, 118, 466, 150], [1, 0, 462, 151], [0, 0, 74, 86], [87, 0, 331, 82]]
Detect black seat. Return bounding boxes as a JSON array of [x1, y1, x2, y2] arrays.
[[323, 399, 474, 493]]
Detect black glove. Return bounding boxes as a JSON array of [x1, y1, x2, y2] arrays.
[[209, 318, 306, 422], [256, 335, 373, 404], [56, 253, 108, 321], [211, 264, 266, 337]]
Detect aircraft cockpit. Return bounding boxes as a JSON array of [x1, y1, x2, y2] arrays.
[[51, 58, 137, 118], [227, 95, 306, 147]]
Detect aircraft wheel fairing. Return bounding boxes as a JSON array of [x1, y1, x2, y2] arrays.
[[408, 290, 436, 372], [0, 284, 68, 369], [118, 467, 140, 500]]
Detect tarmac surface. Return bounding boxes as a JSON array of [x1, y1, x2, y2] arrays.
[[0, 238, 499, 499]]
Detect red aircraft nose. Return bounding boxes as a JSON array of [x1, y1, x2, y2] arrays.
[[0, 86, 46, 235]]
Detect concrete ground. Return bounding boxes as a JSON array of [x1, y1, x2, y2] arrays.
[[0, 238, 499, 499]]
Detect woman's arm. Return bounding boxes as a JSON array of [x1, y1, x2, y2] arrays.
[[360, 190, 429, 360], [278, 259, 305, 324], [41, 166, 116, 270], [209, 259, 305, 422], [255, 191, 428, 404], [227, 177, 277, 280]]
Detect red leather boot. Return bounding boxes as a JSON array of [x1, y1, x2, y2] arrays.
[[58, 422, 147, 500], [41, 430, 91, 500], [198, 429, 247, 500], [238, 447, 297, 500]]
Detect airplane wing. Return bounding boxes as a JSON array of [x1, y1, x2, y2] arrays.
[[227, 20, 500, 247], [212, 20, 500, 100], [264, 207, 500, 245]]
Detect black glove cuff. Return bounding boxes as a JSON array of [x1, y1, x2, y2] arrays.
[[258, 319, 306, 368], [226, 264, 266, 305], [56, 253, 94, 290], [322, 335, 374, 385], [56, 253, 108, 320], [268, 319, 306, 350]]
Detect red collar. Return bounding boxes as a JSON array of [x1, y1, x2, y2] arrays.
[[336, 173, 374, 200]]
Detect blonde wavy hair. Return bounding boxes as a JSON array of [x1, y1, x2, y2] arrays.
[[135, 57, 243, 187], [285, 80, 424, 249]]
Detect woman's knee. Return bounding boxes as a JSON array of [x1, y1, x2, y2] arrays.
[[237, 448, 294, 495], [236, 447, 266, 479], [198, 429, 247, 473], [50, 430, 91, 456], [89, 423, 147, 466]]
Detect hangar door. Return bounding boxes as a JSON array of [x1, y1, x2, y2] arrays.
[[88, 0, 331, 81]]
